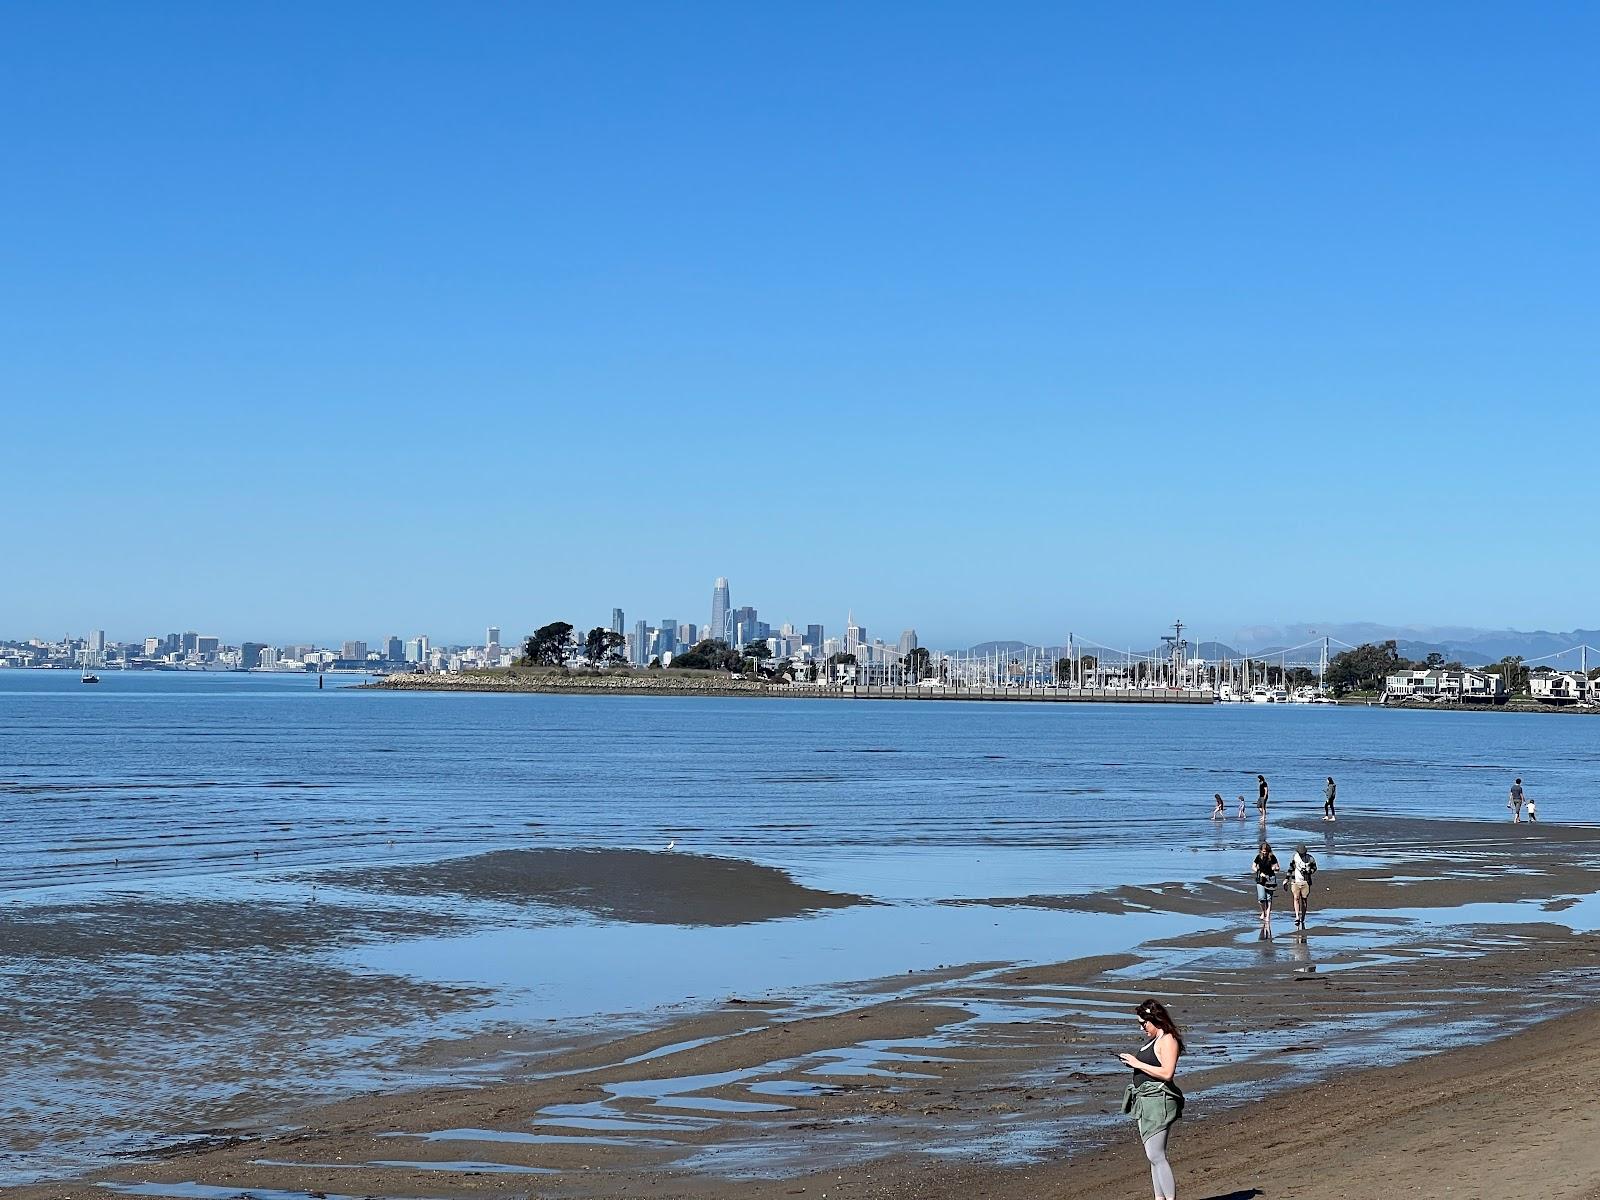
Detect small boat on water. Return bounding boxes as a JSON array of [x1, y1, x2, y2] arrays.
[[1249, 685, 1275, 703]]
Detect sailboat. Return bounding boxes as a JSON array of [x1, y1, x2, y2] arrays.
[[81, 644, 100, 684]]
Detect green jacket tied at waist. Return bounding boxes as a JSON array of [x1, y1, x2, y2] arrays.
[[1122, 1077, 1184, 1140]]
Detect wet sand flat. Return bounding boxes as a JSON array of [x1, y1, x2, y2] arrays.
[[332, 847, 869, 924], [9, 817, 1600, 1197]]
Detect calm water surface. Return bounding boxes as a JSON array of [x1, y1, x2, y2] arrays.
[[4, 669, 1595, 899]]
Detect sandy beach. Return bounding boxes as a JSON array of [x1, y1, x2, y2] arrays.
[[12, 816, 1600, 1200]]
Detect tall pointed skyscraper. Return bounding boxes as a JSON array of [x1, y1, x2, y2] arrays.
[[711, 577, 731, 645]]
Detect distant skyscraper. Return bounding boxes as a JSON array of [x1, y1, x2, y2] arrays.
[[660, 619, 677, 657], [241, 642, 267, 671], [899, 629, 918, 655], [633, 619, 649, 665], [89, 629, 106, 652], [611, 608, 625, 635], [711, 577, 731, 645], [341, 640, 367, 661], [486, 626, 500, 648], [679, 622, 697, 647], [385, 636, 404, 661], [805, 624, 825, 652], [181, 631, 199, 653], [733, 606, 759, 648], [845, 612, 863, 654], [196, 635, 220, 657]]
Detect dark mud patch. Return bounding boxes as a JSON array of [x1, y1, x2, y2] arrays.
[[330, 848, 868, 926], [0, 899, 467, 962]]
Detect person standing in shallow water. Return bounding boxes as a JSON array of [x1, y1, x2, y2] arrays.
[[1211, 793, 1225, 819], [1253, 840, 1280, 934], [1509, 778, 1525, 823], [1119, 998, 1185, 1200], [1323, 776, 1337, 821], [1256, 774, 1269, 820]]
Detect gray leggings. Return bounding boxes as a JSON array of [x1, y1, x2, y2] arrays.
[[1144, 1127, 1175, 1198]]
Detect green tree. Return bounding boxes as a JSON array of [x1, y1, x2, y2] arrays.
[[583, 627, 625, 666], [1326, 640, 1410, 695], [902, 646, 932, 680], [523, 621, 574, 667], [673, 638, 742, 671]]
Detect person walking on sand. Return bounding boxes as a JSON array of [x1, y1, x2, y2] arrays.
[[1323, 776, 1337, 822], [1211, 793, 1225, 819], [1253, 840, 1281, 933], [1256, 774, 1269, 820], [1509, 778, 1525, 823], [1286, 843, 1317, 929], [1119, 998, 1185, 1200], [1527, 793, 1537, 822]]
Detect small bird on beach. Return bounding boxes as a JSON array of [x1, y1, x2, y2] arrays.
[[665, 839, 677, 852]]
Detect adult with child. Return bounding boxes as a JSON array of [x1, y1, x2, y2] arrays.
[[1509, 778, 1525, 823], [1119, 998, 1185, 1200]]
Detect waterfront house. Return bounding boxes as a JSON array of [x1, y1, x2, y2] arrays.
[[1384, 669, 1506, 704], [1529, 669, 1589, 705]]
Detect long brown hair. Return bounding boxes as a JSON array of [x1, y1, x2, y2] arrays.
[[1135, 998, 1186, 1053]]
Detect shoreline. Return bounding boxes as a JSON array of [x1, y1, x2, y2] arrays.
[[361, 670, 1600, 713], [14, 815, 1600, 1198]]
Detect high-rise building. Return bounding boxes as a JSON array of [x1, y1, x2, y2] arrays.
[[899, 629, 919, 655], [486, 626, 500, 648], [732, 606, 758, 648], [341, 640, 367, 661], [196, 635, 220, 657], [611, 608, 625, 635], [385, 636, 404, 661], [711, 577, 731, 645], [845, 612, 863, 654], [633, 620, 649, 665], [181, 631, 199, 654], [805, 624, 825, 651], [241, 642, 267, 671], [679, 622, 697, 647], [143, 637, 160, 657], [89, 630, 106, 652], [659, 619, 676, 657], [405, 638, 424, 663]]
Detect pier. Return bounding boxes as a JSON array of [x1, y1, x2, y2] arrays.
[[799, 685, 1216, 704]]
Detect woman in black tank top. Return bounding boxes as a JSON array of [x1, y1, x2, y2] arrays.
[[1119, 998, 1184, 1200]]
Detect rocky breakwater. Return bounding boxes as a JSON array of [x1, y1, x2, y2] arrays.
[[362, 668, 784, 697]]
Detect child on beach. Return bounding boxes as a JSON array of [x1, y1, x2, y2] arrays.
[[1237, 795, 1247, 819], [1211, 794, 1225, 819], [1527, 795, 1537, 822]]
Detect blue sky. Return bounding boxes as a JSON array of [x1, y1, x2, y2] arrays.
[[4, 3, 1598, 648]]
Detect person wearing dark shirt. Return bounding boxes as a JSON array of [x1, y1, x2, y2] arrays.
[[1252, 841, 1280, 933]]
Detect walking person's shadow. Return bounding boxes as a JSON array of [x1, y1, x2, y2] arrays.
[[1197, 1191, 1263, 1199]]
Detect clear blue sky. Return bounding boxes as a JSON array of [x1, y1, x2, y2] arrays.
[[5, 3, 1598, 648]]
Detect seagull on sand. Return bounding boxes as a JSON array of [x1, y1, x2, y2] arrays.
[[665, 839, 677, 852]]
